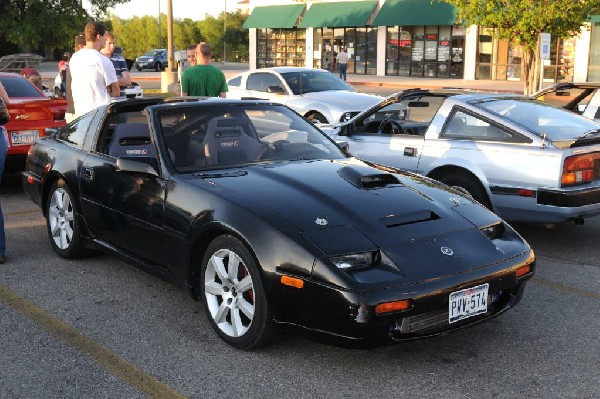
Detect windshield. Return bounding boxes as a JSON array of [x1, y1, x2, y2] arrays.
[[474, 98, 600, 141], [157, 103, 347, 172], [281, 71, 354, 95], [144, 50, 163, 57]]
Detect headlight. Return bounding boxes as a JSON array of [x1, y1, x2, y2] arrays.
[[330, 252, 375, 270], [147, 57, 154, 62], [480, 221, 504, 240]]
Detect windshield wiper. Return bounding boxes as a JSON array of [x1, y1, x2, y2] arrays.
[[580, 128, 600, 139]]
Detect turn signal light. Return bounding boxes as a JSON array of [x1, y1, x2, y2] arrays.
[[515, 264, 532, 278], [280, 275, 304, 289], [375, 299, 411, 315]]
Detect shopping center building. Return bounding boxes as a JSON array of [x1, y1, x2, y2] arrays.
[[241, 0, 600, 82]]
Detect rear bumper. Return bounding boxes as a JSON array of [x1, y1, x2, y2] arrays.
[[538, 186, 600, 207]]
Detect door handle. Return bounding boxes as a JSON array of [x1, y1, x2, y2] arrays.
[[83, 168, 93, 179]]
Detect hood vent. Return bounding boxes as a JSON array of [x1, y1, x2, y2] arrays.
[[381, 210, 440, 228], [338, 165, 401, 189]]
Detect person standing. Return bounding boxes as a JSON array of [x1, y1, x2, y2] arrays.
[[0, 81, 9, 264], [100, 31, 132, 100], [336, 47, 349, 81], [69, 21, 119, 117], [65, 33, 86, 123], [181, 42, 227, 98]]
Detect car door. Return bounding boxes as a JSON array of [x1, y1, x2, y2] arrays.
[[79, 121, 168, 268], [244, 72, 289, 102]]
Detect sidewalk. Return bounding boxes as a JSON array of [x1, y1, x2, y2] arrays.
[[37, 61, 525, 94]]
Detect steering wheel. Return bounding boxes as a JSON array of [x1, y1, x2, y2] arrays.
[[377, 119, 405, 135]]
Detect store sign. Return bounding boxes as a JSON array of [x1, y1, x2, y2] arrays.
[[426, 34, 438, 41], [540, 33, 551, 60]]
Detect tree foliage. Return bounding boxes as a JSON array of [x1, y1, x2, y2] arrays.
[[441, 0, 600, 94]]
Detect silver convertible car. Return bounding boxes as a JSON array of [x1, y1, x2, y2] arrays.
[[322, 89, 600, 225], [226, 67, 382, 124]]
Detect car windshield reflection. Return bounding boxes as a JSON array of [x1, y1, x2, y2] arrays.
[[281, 71, 354, 95], [157, 104, 347, 172]]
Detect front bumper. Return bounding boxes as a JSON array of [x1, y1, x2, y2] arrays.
[[295, 250, 534, 345]]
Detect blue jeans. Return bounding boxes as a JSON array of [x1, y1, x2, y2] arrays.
[[0, 127, 6, 257], [339, 63, 347, 81]]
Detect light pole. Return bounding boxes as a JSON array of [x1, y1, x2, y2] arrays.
[[158, 0, 161, 48], [223, 0, 227, 63]]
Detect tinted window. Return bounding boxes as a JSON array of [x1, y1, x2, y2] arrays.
[[58, 112, 95, 148], [281, 71, 353, 95], [228, 76, 241, 87], [475, 99, 600, 140], [0, 76, 44, 98], [247, 73, 284, 92]]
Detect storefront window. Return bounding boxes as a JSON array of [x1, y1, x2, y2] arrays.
[[588, 22, 600, 82], [256, 28, 306, 69], [312, 27, 377, 76], [386, 25, 463, 78]]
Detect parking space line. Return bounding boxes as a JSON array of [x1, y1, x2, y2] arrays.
[[0, 285, 186, 399], [532, 277, 600, 300]]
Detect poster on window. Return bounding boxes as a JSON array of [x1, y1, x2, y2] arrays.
[[425, 41, 437, 60], [438, 39, 450, 61], [412, 42, 424, 61]]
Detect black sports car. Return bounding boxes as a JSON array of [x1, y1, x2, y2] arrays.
[[22, 98, 535, 349]]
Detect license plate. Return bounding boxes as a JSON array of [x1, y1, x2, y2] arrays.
[[11, 130, 39, 146], [449, 283, 489, 323]]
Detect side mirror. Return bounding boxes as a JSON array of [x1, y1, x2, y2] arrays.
[[116, 157, 159, 177], [267, 85, 286, 94]]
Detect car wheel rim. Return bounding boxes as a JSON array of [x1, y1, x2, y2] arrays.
[[48, 188, 74, 250], [204, 249, 255, 338]]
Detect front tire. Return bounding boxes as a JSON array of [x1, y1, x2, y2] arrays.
[[46, 180, 87, 258], [200, 235, 273, 349], [154, 62, 163, 72], [438, 172, 492, 210]]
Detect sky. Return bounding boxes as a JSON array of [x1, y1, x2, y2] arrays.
[[82, 0, 231, 20]]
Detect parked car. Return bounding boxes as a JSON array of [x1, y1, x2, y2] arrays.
[[226, 67, 382, 123], [0, 71, 66, 171], [134, 48, 167, 72], [22, 98, 534, 349], [322, 89, 600, 225], [533, 82, 600, 122]]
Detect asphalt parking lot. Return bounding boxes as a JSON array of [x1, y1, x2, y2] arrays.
[[0, 168, 599, 398]]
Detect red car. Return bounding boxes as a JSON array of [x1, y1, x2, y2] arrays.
[[0, 72, 66, 171]]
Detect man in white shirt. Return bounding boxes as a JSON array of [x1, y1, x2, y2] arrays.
[[336, 47, 349, 81], [69, 21, 119, 117]]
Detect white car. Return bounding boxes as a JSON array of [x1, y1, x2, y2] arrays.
[[226, 67, 382, 124]]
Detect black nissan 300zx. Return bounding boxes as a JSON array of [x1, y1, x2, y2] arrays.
[[22, 98, 535, 349]]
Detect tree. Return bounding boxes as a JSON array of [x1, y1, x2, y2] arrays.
[[441, 0, 600, 94], [0, 0, 129, 58]]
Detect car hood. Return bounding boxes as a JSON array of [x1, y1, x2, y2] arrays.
[[299, 91, 381, 110], [194, 159, 521, 283]]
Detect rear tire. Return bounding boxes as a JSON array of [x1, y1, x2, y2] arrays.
[[200, 235, 273, 349], [46, 180, 88, 259], [438, 172, 492, 210]]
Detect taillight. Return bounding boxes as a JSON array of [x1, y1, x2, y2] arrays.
[[561, 154, 596, 187], [52, 110, 65, 121]]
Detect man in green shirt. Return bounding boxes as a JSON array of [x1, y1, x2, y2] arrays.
[[181, 42, 228, 98]]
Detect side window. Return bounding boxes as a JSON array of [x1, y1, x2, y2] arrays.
[[537, 88, 591, 112], [228, 76, 241, 87], [442, 109, 523, 142], [247, 73, 284, 92], [57, 112, 95, 148]]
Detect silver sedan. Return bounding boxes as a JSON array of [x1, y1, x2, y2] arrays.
[[226, 67, 382, 124]]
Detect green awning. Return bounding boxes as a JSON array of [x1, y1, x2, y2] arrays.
[[298, 1, 378, 28], [372, 0, 458, 26], [243, 4, 305, 29], [590, 15, 600, 23]]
